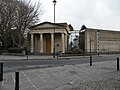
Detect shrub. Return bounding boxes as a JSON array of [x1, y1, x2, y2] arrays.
[[8, 48, 24, 53], [75, 48, 81, 54]]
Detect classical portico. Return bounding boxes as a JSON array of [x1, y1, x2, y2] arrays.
[[29, 21, 73, 54]]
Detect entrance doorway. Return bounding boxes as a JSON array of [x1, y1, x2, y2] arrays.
[[46, 38, 51, 53]]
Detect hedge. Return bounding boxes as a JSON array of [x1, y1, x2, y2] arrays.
[[8, 48, 25, 53]]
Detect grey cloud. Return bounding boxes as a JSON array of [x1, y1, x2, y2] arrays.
[[36, 0, 120, 30]]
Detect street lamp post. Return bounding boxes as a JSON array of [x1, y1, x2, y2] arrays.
[[90, 37, 93, 66], [53, 0, 57, 58]]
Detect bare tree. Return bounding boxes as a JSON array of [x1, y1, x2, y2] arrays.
[[0, 0, 17, 49], [0, 0, 43, 49]]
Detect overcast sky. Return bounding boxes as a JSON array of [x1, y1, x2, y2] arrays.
[[34, 0, 120, 30]]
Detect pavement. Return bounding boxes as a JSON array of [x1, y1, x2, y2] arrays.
[[0, 55, 53, 60], [0, 54, 118, 61], [0, 55, 90, 61], [0, 60, 120, 90]]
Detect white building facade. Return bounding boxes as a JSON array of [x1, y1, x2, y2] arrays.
[[28, 22, 73, 54]]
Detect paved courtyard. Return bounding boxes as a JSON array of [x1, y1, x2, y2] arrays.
[[0, 60, 120, 90]]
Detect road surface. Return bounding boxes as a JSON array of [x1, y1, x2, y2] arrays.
[[2, 54, 119, 72]]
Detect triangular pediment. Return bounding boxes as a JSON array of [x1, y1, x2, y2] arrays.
[[30, 22, 64, 30]]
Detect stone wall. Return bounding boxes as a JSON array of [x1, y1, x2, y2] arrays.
[[85, 29, 120, 53]]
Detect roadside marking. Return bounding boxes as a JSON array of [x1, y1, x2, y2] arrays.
[[2, 73, 14, 88], [34, 70, 46, 82], [2, 79, 7, 87], [71, 65, 85, 73], [22, 71, 37, 89], [72, 74, 83, 81], [12, 73, 15, 83]]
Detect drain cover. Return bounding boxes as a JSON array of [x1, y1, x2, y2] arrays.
[[69, 71, 77, 74]]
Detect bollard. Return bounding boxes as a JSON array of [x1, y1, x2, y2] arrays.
[[57, 52, 59, 59], [117, 57, 119, 71], [90, 55, 92, 66], [25, 49, 28, 60], [98, 53, 99, 56], [0, 63, 3, 81], [26, 51, 28, 60], [15, 72, 19, 90]]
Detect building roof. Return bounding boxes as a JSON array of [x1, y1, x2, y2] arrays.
[[86, 28, 120, 33], [80, 25, 120, 33], [29, 21, 74, 31]]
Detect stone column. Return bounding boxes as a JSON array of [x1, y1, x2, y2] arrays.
[[30, 33, 34, 53], [40, 33, 43, 53], [51, 33, 54, 53], [61, 33, 65, 53]]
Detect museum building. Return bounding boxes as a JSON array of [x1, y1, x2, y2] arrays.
[[28, 21, 74, 54]]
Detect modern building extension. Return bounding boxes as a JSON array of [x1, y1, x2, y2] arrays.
[[79, 27, 120, 54]]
